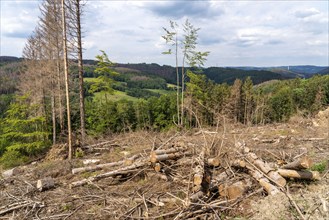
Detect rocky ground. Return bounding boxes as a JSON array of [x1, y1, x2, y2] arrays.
[[0, 110, 328, 219]]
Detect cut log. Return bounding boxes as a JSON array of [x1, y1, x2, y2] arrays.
[[278, 169, 320, 180], [193, 149, 205, 186], [244, 151, 286, 187], [251, 158, 274, 174], [150, 151, 189, 163], [2, 167, 21, 178], [147, 172, 168, 181], [258, 177, 280, 195], [233, 158, 281, 196], [154, 163, 161, 172], [207, 157, 221, 167], [189, 190, 205, 203], [267, 171, 287, 187], [37, 177, 55, 192], [152, 146, 187, 155], [281, 157, 312, 170], [83, 159, 100, 165], [218, 180, 252, 200], [70, 159, 147, 188], [231, 159, 246, 168], [72, 155, 139, 174]]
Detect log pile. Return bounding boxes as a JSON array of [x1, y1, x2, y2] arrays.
[[67, 140, 321, 219]]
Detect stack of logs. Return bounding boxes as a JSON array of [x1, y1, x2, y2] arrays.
[[67, 142, 321, 217]]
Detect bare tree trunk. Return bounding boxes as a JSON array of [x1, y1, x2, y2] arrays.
[[61, 0, 72, 159], [56, 56, 64, 132], [75, 0, 86, 144], [51, 90, 56, 144], [175, 36, 180, 126], [181, 56, 185, 126]]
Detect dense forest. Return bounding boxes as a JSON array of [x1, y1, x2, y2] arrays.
[[1, 54, 329, 169], [0, 0, 328, 169]]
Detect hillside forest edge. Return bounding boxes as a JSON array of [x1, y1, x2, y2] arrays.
[[0, 0, 329, 169]]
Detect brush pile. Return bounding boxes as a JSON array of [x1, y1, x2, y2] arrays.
[[66, 138, 321, 219], [0, 129, 328, 219]]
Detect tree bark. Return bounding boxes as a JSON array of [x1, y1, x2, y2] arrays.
[[37, 177, 55, 191], [281, 157, 313, 170], [75, 0, 86, 144], [61, 0, 73, 159], [218, 180, 252, 200], [72, 155, 139, 174], [277, 169, 320, 180], [193, 149, 205, 186], [150, 151, 189, 163], [70, 159, 147, 188], [207, 156, 220, 167]]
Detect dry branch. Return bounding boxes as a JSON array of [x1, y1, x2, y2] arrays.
[[0, 200, 44, 216]]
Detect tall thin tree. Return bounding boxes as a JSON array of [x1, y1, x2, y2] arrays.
[[61, 0, 73, 159], [74, 0, 86, 144]]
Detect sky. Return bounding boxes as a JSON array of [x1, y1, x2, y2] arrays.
[[0, 0, 328, 67]]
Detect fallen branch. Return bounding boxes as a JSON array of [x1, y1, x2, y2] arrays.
[[0, 200, 44, 216]]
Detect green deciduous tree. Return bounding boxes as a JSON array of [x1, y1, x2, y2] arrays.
[[162, 19, 209, 126], [269, 86, 294, 122]]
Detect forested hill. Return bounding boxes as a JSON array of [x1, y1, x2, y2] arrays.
[[234, 65, 328, 78], [318, 67, 329, 75], [112, 64, 292, 85], [1, 56, 328, 85]]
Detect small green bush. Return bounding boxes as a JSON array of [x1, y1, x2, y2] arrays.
[[310, 161, 327, 173]]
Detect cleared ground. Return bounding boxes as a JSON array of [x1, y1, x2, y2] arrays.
[[0, 111, 328, 219]]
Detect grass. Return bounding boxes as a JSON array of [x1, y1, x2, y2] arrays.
[[310, 161, 327, 173], [146, 89, 175, 95], [94, 90, 139, 102], [86, 77, 175, 101]]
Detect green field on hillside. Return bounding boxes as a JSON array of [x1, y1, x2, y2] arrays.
[[85, 77, 174, 101]]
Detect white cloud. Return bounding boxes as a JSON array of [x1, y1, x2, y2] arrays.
[[0, 0, 328, 66], [294, 8, 320, 18]]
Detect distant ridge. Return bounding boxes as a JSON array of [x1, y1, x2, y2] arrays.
[[0, 56, 22, 62], [1, 56, 328, 84]]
